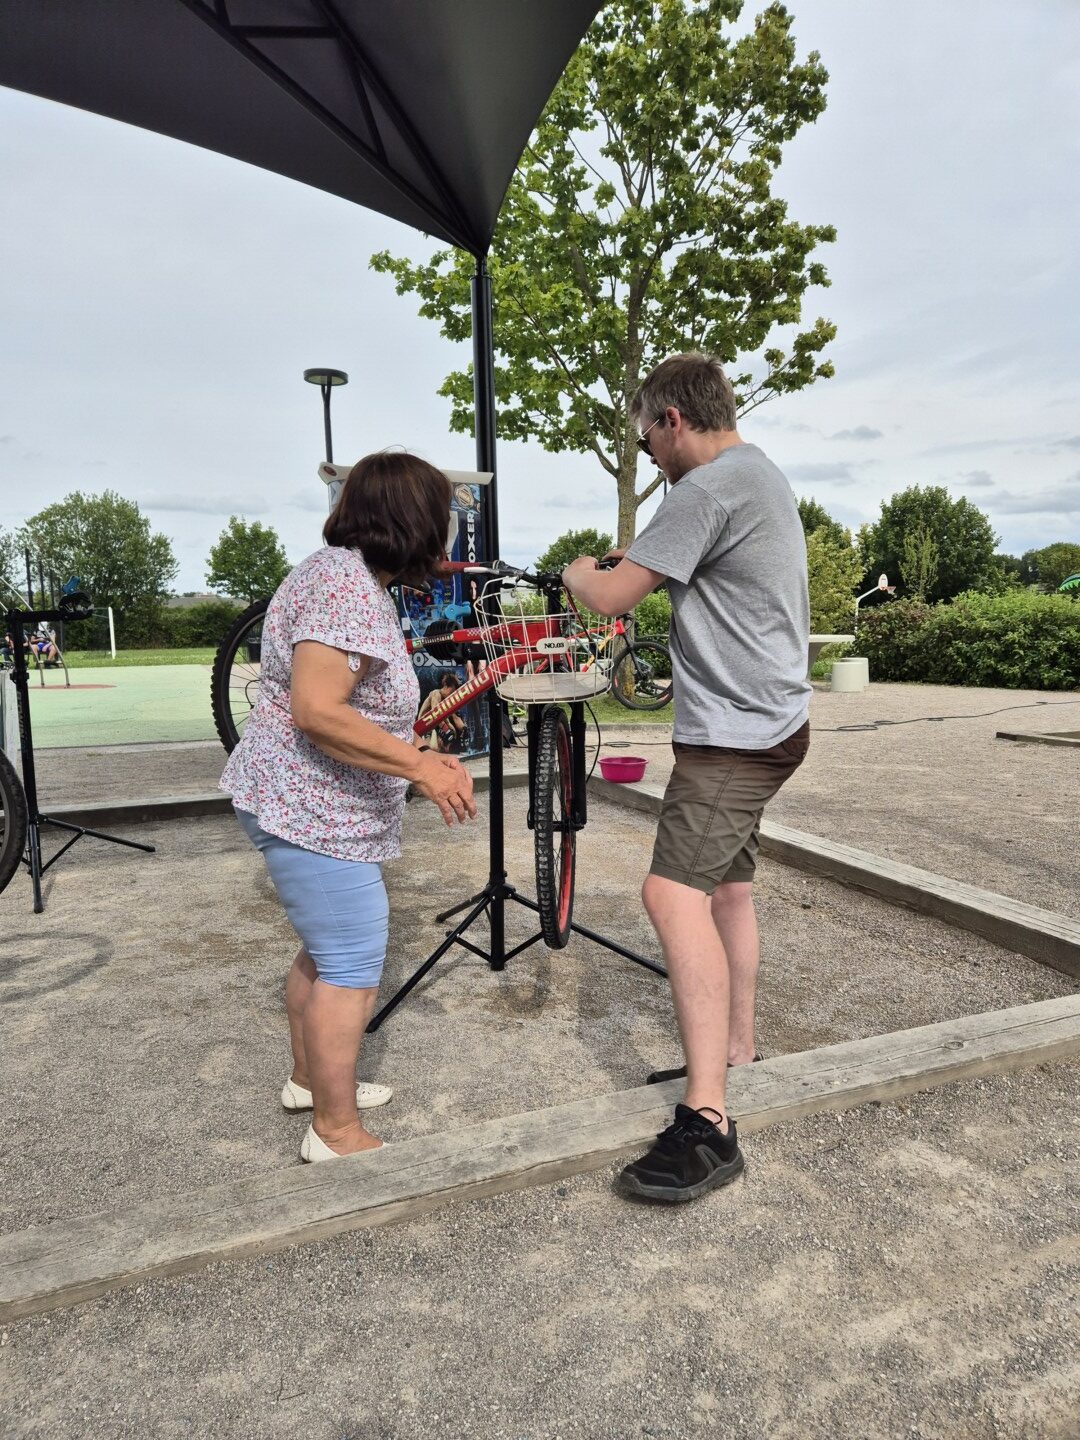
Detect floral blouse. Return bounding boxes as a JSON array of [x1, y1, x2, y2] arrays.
[[220, 546, 420, 862]]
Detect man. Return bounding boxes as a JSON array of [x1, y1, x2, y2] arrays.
[[562, 352, 811, 1204]]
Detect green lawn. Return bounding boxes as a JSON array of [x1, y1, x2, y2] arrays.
[[586, 693, 673, 725], [61, 648, 218, 668], [27, 664, 218, 746]]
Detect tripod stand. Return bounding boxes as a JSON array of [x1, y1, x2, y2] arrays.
[[5, 603, 155, 913], [368, 688, 665, 1030]]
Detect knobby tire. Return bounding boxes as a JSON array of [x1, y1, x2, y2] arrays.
[[610, 639, 673, 711], [533, 705, 575, 949], [0, 749, 28, 896]]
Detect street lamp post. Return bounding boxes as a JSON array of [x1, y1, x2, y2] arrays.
[[303, 368, 349, 464]]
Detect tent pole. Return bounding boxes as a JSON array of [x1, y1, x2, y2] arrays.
[[471, 257, 506, 969]]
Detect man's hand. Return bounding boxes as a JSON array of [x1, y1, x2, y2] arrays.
[[600, 547, 626, 567], [411, 750, 477, 826], [562, 556, 599, 592]]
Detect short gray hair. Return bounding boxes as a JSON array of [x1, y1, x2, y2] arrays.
[[631, 353, 737, 433]]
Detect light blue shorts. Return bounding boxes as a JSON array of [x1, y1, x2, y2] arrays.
[[235, 809, 389, 990]]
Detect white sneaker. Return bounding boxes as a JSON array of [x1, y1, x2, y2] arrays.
[[281, 1077, 393, 1112]]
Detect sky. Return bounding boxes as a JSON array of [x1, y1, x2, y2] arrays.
[[2, 0, 1079, 593]]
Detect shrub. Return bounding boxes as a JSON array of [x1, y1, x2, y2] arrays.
[[858, 590, 1080, 689], [633, 588, 672, 638]]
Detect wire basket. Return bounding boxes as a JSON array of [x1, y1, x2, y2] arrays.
[[474, 579, 617, 704]]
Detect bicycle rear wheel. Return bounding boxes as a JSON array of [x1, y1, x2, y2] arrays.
[[211, 597, 270, 753], [0, 749, 28, 896], [610, 639, 673, 711], [533, 704, 575, 949]]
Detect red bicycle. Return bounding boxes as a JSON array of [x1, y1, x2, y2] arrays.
[[211, 561, 617, 947]]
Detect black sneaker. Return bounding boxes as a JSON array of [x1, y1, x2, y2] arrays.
[[645, 1051, 763, 1085], [618, 1105, 744, 1203]]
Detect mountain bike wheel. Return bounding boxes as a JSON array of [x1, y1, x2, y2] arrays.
[[211, 597, 270, 753], [533, 704, 575, 949], [0, 749, 28, 896], [610, 639, 674, 711]]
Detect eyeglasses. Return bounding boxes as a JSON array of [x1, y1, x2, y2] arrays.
[[636, 414, 664, 458]]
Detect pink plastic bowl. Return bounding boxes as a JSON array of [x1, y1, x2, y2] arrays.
[[598, 755, 648, 783]]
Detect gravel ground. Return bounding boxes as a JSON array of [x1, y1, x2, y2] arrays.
[[2, 794, 1073, 1233], [33, 680, 1080, 919], [2, 1062, 1077, 1440]]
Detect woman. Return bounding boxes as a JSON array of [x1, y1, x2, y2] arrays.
[[221, 452, 476, 1163]]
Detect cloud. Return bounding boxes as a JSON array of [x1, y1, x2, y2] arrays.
[[134, 493, 273, 516], [538, 490, 609, 509], [829, 426, 883, 441], [784, 461, 867, 487], [754, 416, 818, 434], [958, 469, 994, 488], [1061, 436, 1080, 450], [0, 435, 14, 445], [918, 434, 1058, 459], [987, 478, 1080, 516]]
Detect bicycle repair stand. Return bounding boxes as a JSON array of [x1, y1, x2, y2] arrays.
[[5, 604, 155, 914], [368, 688, 665, 1031]]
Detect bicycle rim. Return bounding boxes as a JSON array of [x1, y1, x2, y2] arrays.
[[611, 640, 673, 711], [533, 705, 575, 949], [0, 749, 28, 896], [211, 598, 270, 753]]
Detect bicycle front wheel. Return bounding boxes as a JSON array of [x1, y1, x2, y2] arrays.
[[0, 748, 28, 896], [211, 598, 270, 753], [610, 639, 674, 711], [533, 704, 575, 949]]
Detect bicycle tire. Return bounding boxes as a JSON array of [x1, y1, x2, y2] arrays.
[[533, 704, 575, 949], [211, 597, 270, 753], [0, 748, 28, 896], [610, 639, 674, 711]]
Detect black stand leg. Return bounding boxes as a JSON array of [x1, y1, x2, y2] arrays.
[[5, 606, 156, 914]]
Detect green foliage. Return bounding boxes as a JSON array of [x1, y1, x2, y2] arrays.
[[859, 485, 999, 603], [372, 0, 836, 546], [206, 516, 291, 603], [858, 590, 1080, 690], [805, 529, 861, 632], [1022, 541, 1080, 592], [899, 520, 939, 601], [0, 525, 24, 595], [633, 587, 672, 637], [21, 490, 178, 645], [797, 496, 847, 549], [535, 527, 614, 576]]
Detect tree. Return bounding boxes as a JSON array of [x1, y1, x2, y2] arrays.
[[535, 526, 614, 576], [797, 496, 848, 549], [899, 520, 940, 601], [859, 486, 999, 603], [372, 0, 836, 547], [805, 529, 861, 633], [1024, 542, 1080, 592], [0, 526, 23, 597], [206, 517, 291, 602], [22, 490, 177, 626]]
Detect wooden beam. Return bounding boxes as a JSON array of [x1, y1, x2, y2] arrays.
[[590, 779, 1080, 979], [2, 995, 1077, 1323]]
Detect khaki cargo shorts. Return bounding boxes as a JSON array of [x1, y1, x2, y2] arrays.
[[649, 721, 810, 893]]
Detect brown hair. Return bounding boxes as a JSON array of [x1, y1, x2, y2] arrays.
[[324, 451, 451, 585], [631, 352, 737, 433]]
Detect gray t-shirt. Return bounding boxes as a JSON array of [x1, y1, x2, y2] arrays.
[[626, 442, 811, 748]]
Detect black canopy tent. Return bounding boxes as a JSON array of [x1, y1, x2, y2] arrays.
[[2, 0, 663, 1003]]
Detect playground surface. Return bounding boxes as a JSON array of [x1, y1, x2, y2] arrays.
[[4, 681, 1078, 1437], [26, 665, 218, 746]]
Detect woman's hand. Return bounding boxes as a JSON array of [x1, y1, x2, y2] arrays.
[[411, 750, 477, 826]]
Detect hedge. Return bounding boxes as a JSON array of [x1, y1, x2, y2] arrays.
[[858, 590, 1080, 690]]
